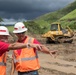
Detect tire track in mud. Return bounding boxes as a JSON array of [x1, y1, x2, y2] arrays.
[[39, 53, 76, 75]]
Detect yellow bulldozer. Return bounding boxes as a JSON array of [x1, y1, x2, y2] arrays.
[[42, 22, 74, 43]]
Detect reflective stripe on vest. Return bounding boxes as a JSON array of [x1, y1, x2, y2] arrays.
[[14, 55, 38, 63], [0, 53, 6, 66], [0, 62, 6, 66]]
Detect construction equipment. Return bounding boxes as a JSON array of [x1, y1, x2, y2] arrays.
[[42, 22, 74, 43]]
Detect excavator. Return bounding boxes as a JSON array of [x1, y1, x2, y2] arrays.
[[42, 22, 74, 43]]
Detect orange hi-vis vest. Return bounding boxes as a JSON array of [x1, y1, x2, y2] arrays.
[[0, 53, 6, 75], [13, 37, 40, 72]]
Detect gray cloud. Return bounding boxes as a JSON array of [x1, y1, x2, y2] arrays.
[[0, 0, 75, 20]]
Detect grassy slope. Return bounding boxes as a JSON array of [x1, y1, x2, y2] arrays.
[[4, 26, 14, 32], [59, 9, 76, 29], [33, 0, 76, 32], [35, 1, 76, 23], [60, 9, 76, 20], [23, 0, 76, 34]]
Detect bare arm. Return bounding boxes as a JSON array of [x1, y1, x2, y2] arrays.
[[8, 43, 27, 50], [10, 59, 15, 75], [8, 43, 42, 51], [38, 45, 57, 56], [33, 39, 57, 55]]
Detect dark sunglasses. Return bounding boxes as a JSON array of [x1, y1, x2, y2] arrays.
[[16, 32, 25, 35]]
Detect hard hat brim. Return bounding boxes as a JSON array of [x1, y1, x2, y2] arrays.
[[13, 28, 27, 33], [0, 33, 9, 35]]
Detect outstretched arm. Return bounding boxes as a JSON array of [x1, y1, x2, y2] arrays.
[[33, 39, 57, 57], [38, 45, 57, 57], [8, 43, 27, 50], [8, 43, 42, 50]]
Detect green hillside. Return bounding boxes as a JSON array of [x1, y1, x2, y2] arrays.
[[35, 0, 76, 23], [60, 9, 76, 20], [59, 9, 76, 29], [23, 1, 76, 34], [23, 20, 49, 34]]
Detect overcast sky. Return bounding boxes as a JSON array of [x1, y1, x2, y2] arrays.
[[0, 0, 75, 21]]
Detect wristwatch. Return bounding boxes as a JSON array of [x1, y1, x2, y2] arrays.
[[26, 43, 31, 48]]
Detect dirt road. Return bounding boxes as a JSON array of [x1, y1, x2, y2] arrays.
[[7, 33, 76, 75]]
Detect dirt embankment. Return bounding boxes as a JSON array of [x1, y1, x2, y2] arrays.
[[7, 33, 76, 75]]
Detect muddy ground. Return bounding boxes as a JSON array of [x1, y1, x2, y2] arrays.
[[6, 32, 76, 75]]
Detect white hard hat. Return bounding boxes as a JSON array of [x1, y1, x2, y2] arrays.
[[0, 26, 9, 35], [13, 22, 28, 33]]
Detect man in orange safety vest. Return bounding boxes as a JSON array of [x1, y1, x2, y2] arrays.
[[10, 22, 57, 75]]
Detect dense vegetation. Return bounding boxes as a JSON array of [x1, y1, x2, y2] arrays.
[[59, 9, 76, 29], [23, 20, 49, 34]]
